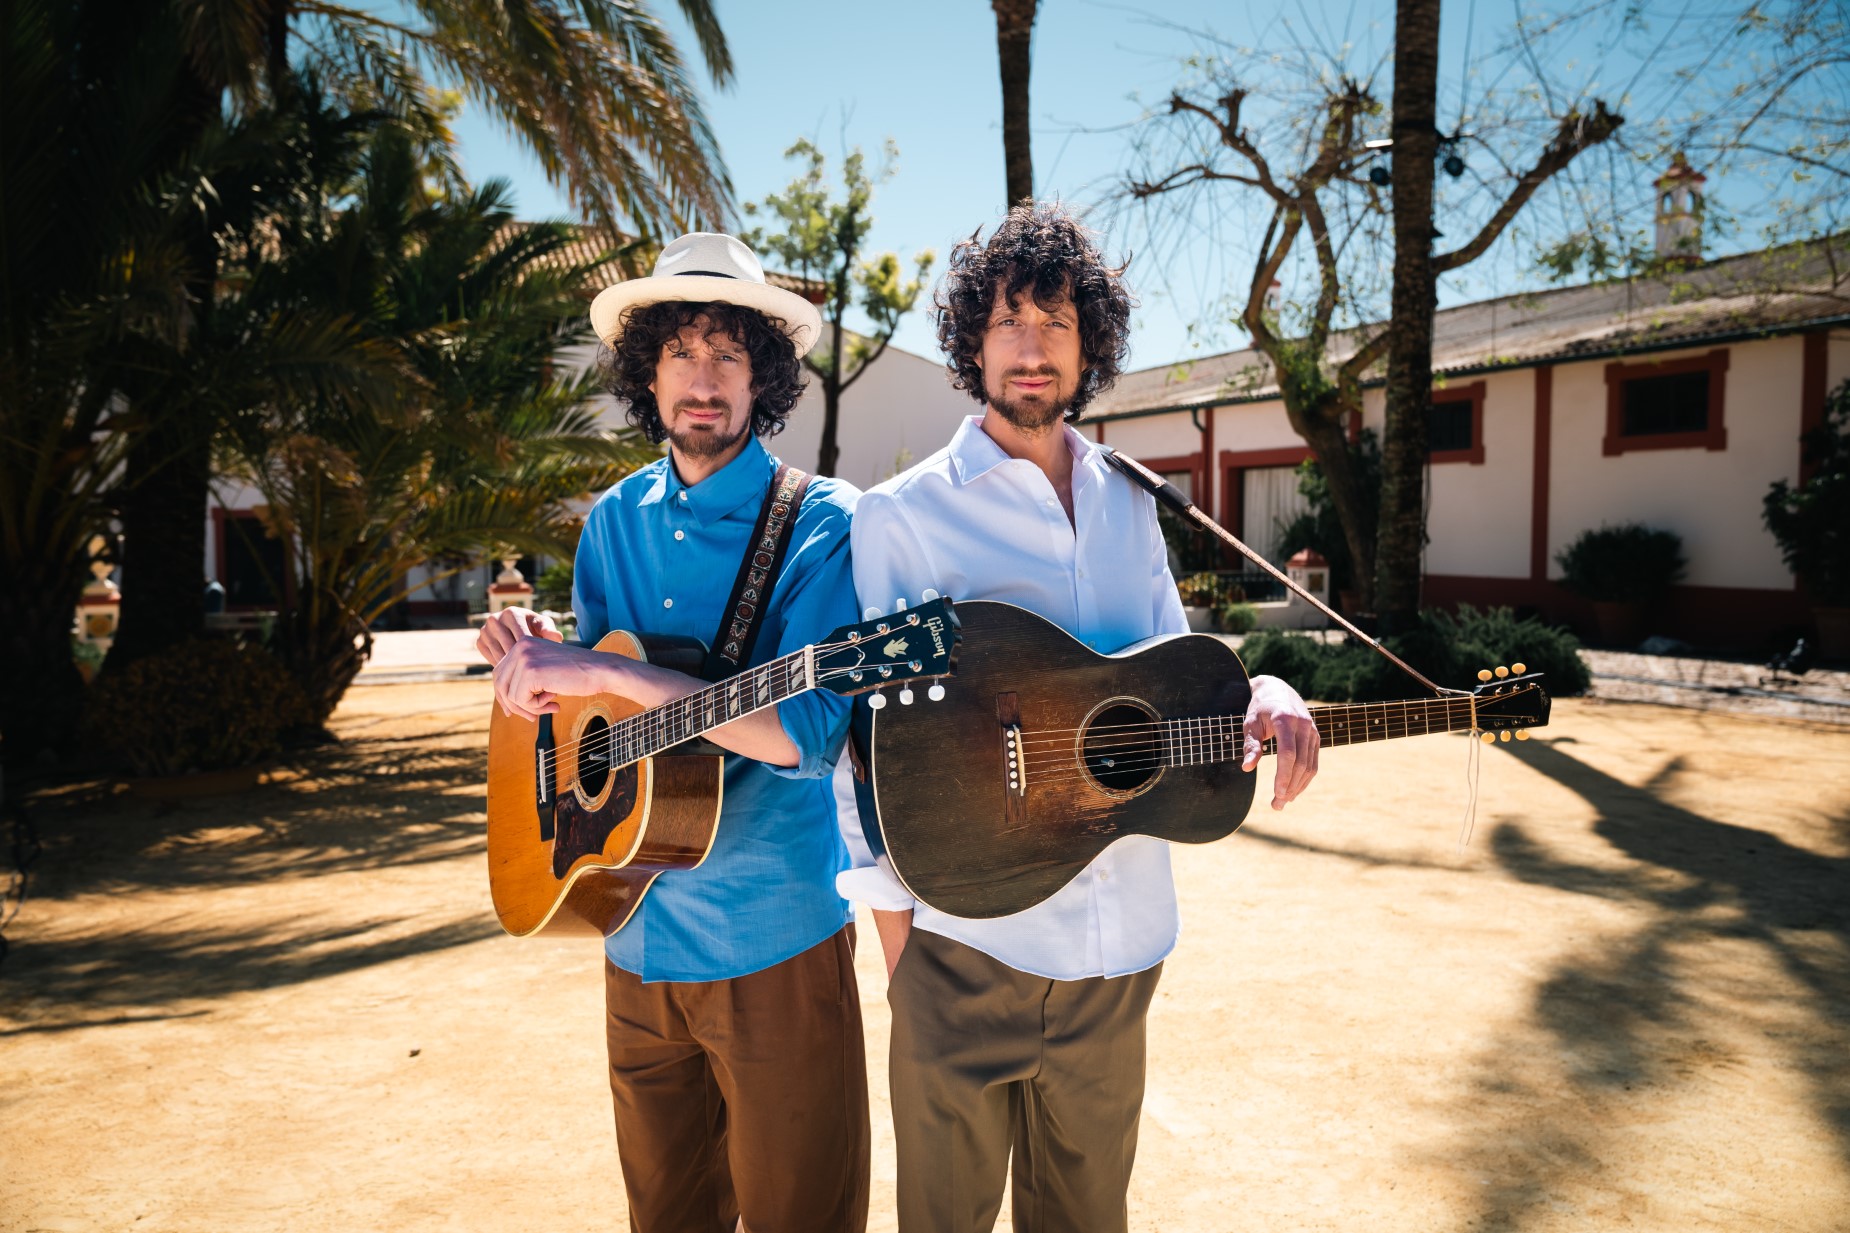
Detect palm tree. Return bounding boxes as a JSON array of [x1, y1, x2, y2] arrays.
[[993, 0, 1038, 206], [221, 124, 650, 723], [0, 0, 732, 764]]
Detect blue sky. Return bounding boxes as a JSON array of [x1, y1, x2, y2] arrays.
[[448, 1, 1773, 371]]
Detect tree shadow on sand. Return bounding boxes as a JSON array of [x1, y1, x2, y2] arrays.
[[3, 700, 504, 1031], [1436, 735, 1850, 1230]]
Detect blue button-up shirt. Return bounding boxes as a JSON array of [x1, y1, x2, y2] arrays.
[[574, 435, 859, 982]]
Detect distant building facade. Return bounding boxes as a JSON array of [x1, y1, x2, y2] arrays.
[[1076, 236, 1849, 649]]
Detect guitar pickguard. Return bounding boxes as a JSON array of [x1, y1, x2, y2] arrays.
[[551, 764, 640, 879]]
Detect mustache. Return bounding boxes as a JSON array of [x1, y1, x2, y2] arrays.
[[671, 396, 733, 416], [1002, 367, 1061, 383]]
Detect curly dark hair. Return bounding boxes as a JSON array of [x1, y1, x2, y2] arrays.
[[934, 201, 1135, 421], [597, 299, 806, 444]]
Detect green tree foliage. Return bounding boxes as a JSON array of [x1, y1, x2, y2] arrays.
[[1764, 378, 1850, 605], [219, 122, 651, 725], [743, 139, 933, 477]]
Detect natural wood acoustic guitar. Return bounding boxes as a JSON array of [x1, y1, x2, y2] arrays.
[[486, 596, 959, 937], [860, 600, 1551, 919]]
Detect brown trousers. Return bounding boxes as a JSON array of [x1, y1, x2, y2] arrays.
[[887, 928, 1164, 1233], [602, 926, 870, 1233]]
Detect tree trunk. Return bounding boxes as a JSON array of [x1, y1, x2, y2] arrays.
[[816, 317, 845, 478], [108, 412, 210, 667], [993, 0, 1037, 207], [0, 557, 91, 771], [1292, 403, 1377, 611], [1375, 0, 1443, 632], [107, 61, 221, 670]]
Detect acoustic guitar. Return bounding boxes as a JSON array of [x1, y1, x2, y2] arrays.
[[486, 596, 959, 937], [860, 600, 1550, 919]]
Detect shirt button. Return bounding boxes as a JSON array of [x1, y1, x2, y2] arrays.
[[678, 492, 687, 502], [663, 598, 674, 609], [1097, 868, 1110, 882], [674, 530, 685, 541]]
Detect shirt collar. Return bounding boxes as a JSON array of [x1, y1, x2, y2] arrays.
[[949, 414, 1099, 493], [661, 433, 778, 525]]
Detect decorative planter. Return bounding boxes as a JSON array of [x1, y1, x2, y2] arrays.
[[1813, 606, 1850, 660], [128, 765, 263, 802], [1590, 600, 1649, 648]]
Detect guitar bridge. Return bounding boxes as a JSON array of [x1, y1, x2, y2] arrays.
[[535, 714, 557, 842], [997, 692, 1028, 827]]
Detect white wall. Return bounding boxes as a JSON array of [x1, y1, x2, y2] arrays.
[[1424, 368, 1534, 579], [1547, 336, 1804, 591]]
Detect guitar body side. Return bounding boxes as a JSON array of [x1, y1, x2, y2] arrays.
[[868, 600, 1257, 919], [485, 631, 724, 937]]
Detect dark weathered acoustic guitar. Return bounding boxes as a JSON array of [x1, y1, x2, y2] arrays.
[[861, 600, 1550, 919], [486, 596, 959, 937]]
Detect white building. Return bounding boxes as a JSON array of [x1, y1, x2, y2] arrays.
[[1075, 235, 1849, 649]]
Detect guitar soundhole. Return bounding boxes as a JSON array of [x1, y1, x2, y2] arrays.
[[1082, 702, 1162, 795], [576, 714, 613, 800]]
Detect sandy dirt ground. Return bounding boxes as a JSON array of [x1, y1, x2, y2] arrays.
[[3, 678, 1848, 1232]]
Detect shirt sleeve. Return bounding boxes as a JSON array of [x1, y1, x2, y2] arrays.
[[1147, 495, 1190, 638], [832, 488, 942, 911], [571, 499, 613, 644], [764, 500, 858, 782]]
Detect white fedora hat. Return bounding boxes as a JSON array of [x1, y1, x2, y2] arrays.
[[589, 233, 823, 357]]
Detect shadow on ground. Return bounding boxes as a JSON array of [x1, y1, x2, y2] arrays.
[[2, 699, 498, 1031], [1449, 736, 1850, 1230]]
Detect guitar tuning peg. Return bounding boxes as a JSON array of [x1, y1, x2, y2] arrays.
[[863, 606, 882, 621], [895, 597, 908, 610], [921, 588, 940, 602], [1477, 669, 1493, 682], [868, 691, 887, 710], [1499, 730, 1511, 742], [898, 687, 914, 705], [1515, 730, 1531, 741], [1512, 661, 1527, 675], [1494, 665, 1510, 679], [1480, 732, 1496, 744], [928, 682, 946, 701]]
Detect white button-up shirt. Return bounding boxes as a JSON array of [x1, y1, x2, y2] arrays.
[[839, 416, 1188, 979]]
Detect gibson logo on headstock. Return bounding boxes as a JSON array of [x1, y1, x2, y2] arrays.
[[922, 615, 948, 660]]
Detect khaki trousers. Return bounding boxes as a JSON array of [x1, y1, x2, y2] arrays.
[[602, 926, 870, 1233], [887, 928, 1164, 1233]]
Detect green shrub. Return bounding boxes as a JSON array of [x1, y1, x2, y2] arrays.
[[1216, 601, 1258, 634], [1764, 378, 1850, 605], [1555, 523, 1686, 603], [1235, 606, 1589, 702], [86, 637, 315, 776]]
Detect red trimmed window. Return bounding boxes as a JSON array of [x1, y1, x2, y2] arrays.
[[1428, 381, 1486, 465], [1602, 349, 1728, 455]]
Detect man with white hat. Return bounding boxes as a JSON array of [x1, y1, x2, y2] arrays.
[[478, 233, 869, 1232]]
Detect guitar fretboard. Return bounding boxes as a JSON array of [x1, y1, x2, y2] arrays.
[[597, 650, 814, 769], [1160, 694, 1479, 767]]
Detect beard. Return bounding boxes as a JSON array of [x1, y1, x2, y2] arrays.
[[986, 368, 1073, 434], [664, 397, 749, 459]]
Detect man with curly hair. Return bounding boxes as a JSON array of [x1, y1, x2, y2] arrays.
[[478, 233, 869, 1233], [843, 203, 1321, 1232]]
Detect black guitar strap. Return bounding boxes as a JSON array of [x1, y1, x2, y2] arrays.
[[702, 461, 812, 682], [1098, 445, 1459, 697]]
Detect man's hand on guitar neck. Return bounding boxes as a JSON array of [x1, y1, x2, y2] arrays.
[[1242, 674, 1321, 810], [477, 606, 803, 769]]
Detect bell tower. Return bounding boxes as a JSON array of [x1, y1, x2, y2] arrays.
[[1654, 153, 1706, 266]]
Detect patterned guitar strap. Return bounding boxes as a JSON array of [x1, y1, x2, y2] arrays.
[[702, 461, 812, 682]]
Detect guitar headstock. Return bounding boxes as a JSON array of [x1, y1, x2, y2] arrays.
[[1471, 662, 1551, 742], [814, 595, 961, 706]]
